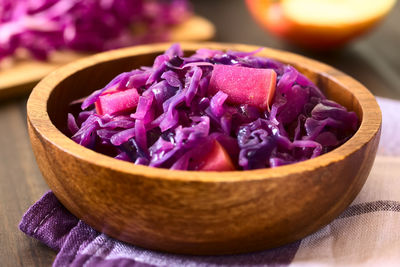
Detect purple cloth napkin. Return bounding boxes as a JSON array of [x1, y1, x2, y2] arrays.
[[20, 192, 300, 267], [20, 97, 400, 267]]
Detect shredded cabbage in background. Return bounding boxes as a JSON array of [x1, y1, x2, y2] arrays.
[[68, 44, 359, 170], [0, 0, 191, 61]]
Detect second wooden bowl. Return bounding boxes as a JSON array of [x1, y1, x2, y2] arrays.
[[27, 42, 381, 255]]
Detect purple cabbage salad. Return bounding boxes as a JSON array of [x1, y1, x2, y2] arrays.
[[0, 0, 190, 62], [68, 44, 359, 171]]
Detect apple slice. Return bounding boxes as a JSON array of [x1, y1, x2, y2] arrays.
[[209, 64, 277, 110], [95, 88, 139, 115], [197, 140, 236, 171], [246, 0, 396, 49]]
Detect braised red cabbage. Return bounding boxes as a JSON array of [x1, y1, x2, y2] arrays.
[[0, 0, 190, 62], [68, 44, 359, 170]]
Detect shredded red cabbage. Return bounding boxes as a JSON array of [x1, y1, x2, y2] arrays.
[[0, 0, 190, 61], [68, 44, 359, 170]]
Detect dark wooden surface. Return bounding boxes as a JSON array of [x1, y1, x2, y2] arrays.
[[0, 0, 399, 266]]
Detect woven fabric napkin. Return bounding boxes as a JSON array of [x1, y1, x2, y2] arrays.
[[20, 97, 400, 267]]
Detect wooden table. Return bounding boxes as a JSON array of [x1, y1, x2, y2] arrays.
[[1, 1, 399, 266]]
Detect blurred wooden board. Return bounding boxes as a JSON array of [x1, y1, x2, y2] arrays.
[[0, 15, 215, 100]]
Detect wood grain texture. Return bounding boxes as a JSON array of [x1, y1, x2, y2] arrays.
[[27, 42, 381, 255], [0, 15, 215, 100], [0, 99, 55, 266]]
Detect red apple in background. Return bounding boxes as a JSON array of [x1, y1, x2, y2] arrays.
[[245, 0, 396, 50]]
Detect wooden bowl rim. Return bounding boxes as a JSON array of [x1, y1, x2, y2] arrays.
[[27, 42, 382, 183]]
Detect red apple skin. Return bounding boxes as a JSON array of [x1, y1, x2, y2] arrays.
[[197, 140, 236, 171], [95, 88, 139, 115], [209, 64, 277, 110], [245, 0, 391, 50]]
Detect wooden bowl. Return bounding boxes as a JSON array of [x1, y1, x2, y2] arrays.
[[27, 42, 381, 255]]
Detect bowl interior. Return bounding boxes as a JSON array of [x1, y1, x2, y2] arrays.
[[48, 48, 363, 141], [48, 52, 159, 135]]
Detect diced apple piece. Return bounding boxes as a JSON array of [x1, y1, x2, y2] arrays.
[[209, 64, 277, 110], [198, 140, 236, 171], [95, 88, 139, 115]]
